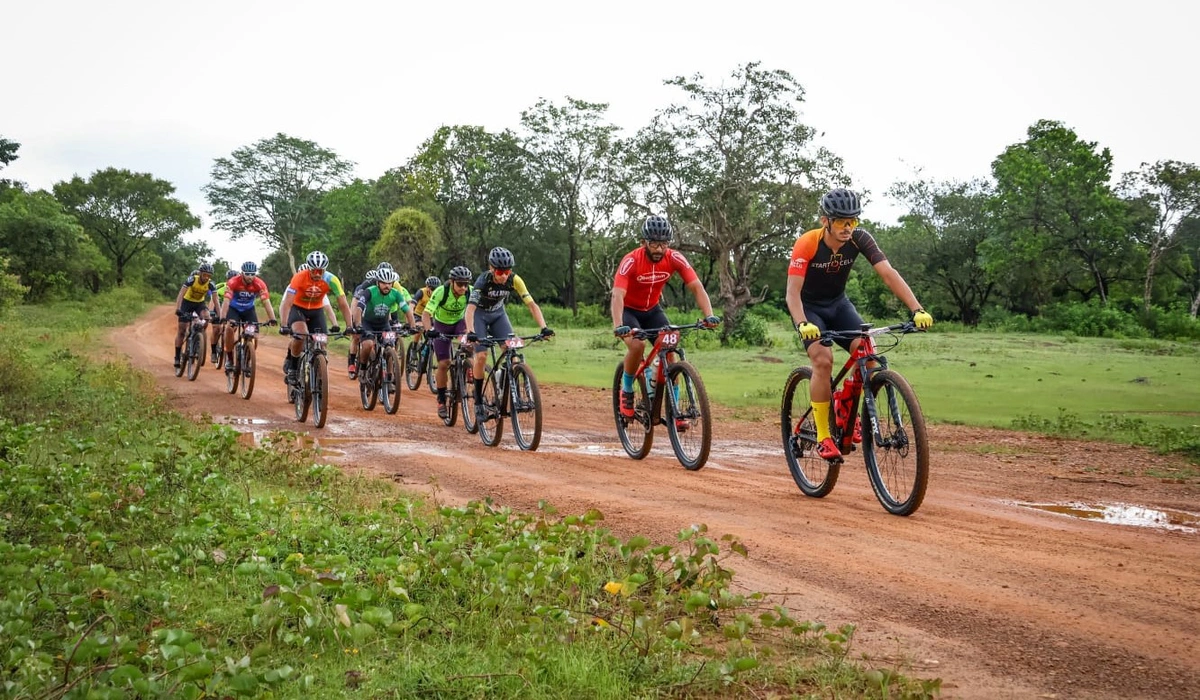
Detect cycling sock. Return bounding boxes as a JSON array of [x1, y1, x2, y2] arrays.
[[812, 401, 832, 442], [437, 387, 447, 403], [622, 371, 635, 392], [474, 378, 483, 400], [174, 347, 181, 360]]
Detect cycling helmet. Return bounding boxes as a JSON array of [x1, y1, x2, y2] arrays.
[[305, 250, 330, 270], [448, 265, 472, 282], [378, 269, 400, 284], [819, 188, 862, 218], [240, 261, 258, 274], [226, 269, 238, 280], [376, 261, 393, 273], [198, 262, 215, 274], [364, 269, 378, 282], [641, 215, 673, 242], [297, 262, 312, 271], [488, 247, 515, 268], [425, 276, 442, 289]]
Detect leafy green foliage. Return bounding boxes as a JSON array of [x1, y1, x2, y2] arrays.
[[370, 207, 443, 284]]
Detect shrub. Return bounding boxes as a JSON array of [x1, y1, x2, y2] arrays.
[[730, 313, 771, 348]]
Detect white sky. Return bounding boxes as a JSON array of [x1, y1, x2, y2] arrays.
[[4, 0, 1197, 265]]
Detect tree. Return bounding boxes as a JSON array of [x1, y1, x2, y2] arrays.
[[53, 168, 199, 287], [620, 63, 843, 338], [1118, 161, 1200, 311], [990, 120, 1134, 308], [369, 207, 443, 285], [321, 171, 416, 282], [0, 189, 109, 300], [889, 177, 998, 325], [203, 133, 354, 271], [520, 97, 619, 312], [1, 137, 22, 196]]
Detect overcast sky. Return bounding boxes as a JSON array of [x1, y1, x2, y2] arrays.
[[4, 0, 1197, 266]]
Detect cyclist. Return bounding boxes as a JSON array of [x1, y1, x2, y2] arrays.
[[611, 215, 720, 421], [465, 247, 554, 422], [219, 261, 278, 372], [346, 269, 379, 377], [351, 268, 415, 378], [409, 275, 442, 317], [209, 269, 237, 363], [278, 251, 354, 383], [172, 262, 216, 370], [298, 262, 341, 330], [786, 187, 933, 461], [420, 265, 473, 420]]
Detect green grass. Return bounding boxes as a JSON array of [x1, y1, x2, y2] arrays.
[[0, 295, 940, 699]]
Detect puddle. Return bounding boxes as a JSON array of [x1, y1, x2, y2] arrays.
[[1017, 501, 1199, 533], [541, 442, 629, 458]]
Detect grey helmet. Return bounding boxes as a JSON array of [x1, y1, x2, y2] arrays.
[[819, 188, 862, 218], [641, 215, 673, 242], [488, 247, 515, 269], [448, 265, 472, 282]]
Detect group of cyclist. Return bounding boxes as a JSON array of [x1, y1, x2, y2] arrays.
[[173, 188, 933, 465]]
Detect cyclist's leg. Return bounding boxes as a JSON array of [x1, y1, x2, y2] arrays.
[[432, 319, 461, 413], [473, 309, 509, 398]]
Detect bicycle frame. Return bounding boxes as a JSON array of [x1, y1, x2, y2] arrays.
[[631, 328, 690, 426], [481, 334, 543, 415]]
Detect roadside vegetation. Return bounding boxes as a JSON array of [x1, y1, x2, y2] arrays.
[[1, 293, 941, 699]]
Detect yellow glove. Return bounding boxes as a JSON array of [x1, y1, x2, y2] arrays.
[[912, 309, 933, 330], [796, 321, 821, 341]]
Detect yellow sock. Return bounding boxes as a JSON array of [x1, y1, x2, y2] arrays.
[[812, 401, 832, 442]]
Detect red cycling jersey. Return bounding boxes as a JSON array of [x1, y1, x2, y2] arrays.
[[613, 246, 699, 312]]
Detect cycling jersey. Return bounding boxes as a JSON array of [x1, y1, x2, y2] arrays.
[[411, 286, 435, 315], [788, 228, 887, 304], [424, 282, 470, 325], [285, 270, 345, 310], [181, 274, 216, 303], [224, 275, 270, 312], [355, 285, 409, 325], [468, 272, 532, 312], [213, 283, 227, 302], [612, 246, 699, 312]]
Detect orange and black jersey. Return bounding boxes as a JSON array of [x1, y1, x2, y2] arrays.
[[787, 228, 887, 304]]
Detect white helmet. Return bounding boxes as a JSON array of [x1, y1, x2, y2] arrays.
[[378, 269, 400, 284], [305, 250, 330, 270]]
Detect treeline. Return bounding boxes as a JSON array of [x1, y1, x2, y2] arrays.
[[3, 63, 1199, 339]]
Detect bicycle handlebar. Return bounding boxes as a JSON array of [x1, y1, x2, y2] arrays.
[[629, 320, 713, 340], [818, 321, 920, 344], [473, 333, 550, 348]]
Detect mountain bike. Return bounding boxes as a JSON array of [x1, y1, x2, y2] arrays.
[[428, 332, 478, 431], [355, 326, 412, 414], [476, 333, 550, 451], [211, 316, 226, 369], [176, 312, 208, 381], [780, 322, 930, 516], [611, 321, 714, 470], [280, 328, 343, 429], [224, 319, 272, 399], [403, 332, 437, 394]]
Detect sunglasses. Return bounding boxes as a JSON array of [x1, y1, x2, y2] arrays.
[[452, 280, 470, 287], [241, 272, 257, 277], [830, 217, 859, 228], [493, 268, 512, 275]]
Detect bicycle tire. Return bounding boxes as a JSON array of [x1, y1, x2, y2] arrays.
[[509, 363, 542, 451], [239, 341, 256, 400], [612, 362, 653, 460], [442, 362, 460, 427], [460, 360, 479, 434], [477, 368, 503, 447], [311, 353, 329, 428], [381, 347, 401, 415], [425, 349, 437, 394], [664, 361, 712, 470], [214, 332, 225, 369], [359, 354, 378, 411], [294, 357, 311, 424], [780, 366, 840, 498], [225, 340, 240, 394], [863, 369, 930, 516], [404, 340, 422, 391], [185, 331, 202, 381]]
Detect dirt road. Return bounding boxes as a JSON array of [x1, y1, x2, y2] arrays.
[[114, 306, 1200, 699]]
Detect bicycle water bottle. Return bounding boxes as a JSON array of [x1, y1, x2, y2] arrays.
[[646, 355, 658, 400]]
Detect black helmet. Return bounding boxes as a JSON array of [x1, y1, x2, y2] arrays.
[[819, 188, 862, 218], [425, 276, 442, 288], [641, 215, 673, 242], [448, 265, 472, 282], [488, 247, 515, 268], [225, 269, 238, 280], [198, 262, 214, 274]]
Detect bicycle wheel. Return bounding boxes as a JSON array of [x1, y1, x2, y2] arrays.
[[225, 340, 240, 394], [214, 332, 225, 369], [380, 347, 401, 415], [460, 361, 479, 434], [185, 331, 202, 381], [780, 366, 840, 498], [509, 363, 542, 451], [404, 340, 422, 391], [239, 341, 256, 400], [612, 362, 653, 460], [863, 369, 930, 516], [311, 353, 329, 429], [294, 358, 311, 424], [664, 361, 712, 471], [477, 368, 503, 447], [425, 350, 437, 394], [359, 355, 378, 411]]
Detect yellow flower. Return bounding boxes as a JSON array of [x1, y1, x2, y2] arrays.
[[591, 617, 610, 628], [603, 581, 624, 596]]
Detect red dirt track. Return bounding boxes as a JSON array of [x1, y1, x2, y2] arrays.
[[115, 305, 1200, 699]]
